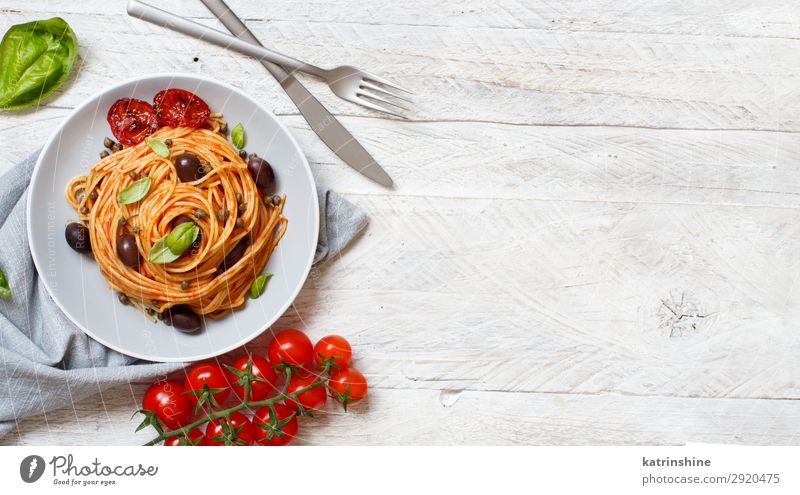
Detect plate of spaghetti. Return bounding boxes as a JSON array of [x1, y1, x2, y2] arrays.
[[27, 74, 319, 362]]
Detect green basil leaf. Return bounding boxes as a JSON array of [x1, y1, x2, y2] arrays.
[[0, 268, 11, 300], [148, 236, 180, 264], [117, 176, 151, 205], [231, 123, 245, 149], [166, 221, 199, 256], [145, 136, 170, 158], [249, 272, 273, 299], [0, 18, 77, 110]]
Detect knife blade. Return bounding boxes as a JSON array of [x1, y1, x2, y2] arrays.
[[199, 0, 393, 187]]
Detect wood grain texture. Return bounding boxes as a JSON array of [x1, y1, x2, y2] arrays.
[[1, 0, 799, 445]]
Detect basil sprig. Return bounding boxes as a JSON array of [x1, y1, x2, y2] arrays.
[[249, 272, 273, 299], [0, 18, 77, 110], [231, 123, 245, 149], [145, 136, 170, 158], [0, 268, 11, 299], [148, 221, 199, 264], [117, 176, 151, 205]]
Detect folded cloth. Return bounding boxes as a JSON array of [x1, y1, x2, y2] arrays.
[[0, 152, 367, 439]]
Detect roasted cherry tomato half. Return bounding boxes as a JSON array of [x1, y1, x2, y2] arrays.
[[314, 335, 353, 370], [267, 328, 314, 370], [184, 362, 230, 405], [141, 379, 192, 430], [328, 368, 368, 407], [253, 404, 298, 446], [107, 98, 158, 145], [204, 411, 255, 446], [153, 88, 211, 128], [226, 355, 278, 402], [163, 426, 206, 446], [284, 373, 327, 411]]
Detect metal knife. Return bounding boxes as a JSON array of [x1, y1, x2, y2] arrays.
[[199, 0, 393, 187]]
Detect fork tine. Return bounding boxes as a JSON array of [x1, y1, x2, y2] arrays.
[[352, 96, 408, 119], [360, 81, 413, 103], [362, 72, 413, 95], [357, 90, 410, 111]]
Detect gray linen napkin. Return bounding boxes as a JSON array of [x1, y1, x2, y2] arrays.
[[0, 152, 367, 438]]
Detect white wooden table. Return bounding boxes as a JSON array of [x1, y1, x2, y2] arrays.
[[2, 0, 800, 445]]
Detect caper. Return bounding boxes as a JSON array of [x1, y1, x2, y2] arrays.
[[89, 190, 98, 200], [219, 122, 228, 134], [117, 293, 129, 305], [238, 150, 247, 160], [112, 142, 123, 152], [194, 209, 207, 219], [217, 208, 229, 221], [117, 217, 127, 228], [75, 188, 85, 202], [181, 280, 190, 290], [236, 192, 242, 203], [235, 218, 244, 228], [99, 150, 110, 159], [80, 206, 89, 215], [238, 203, 246, 214], [145, 307, 155, 316], [128, 171, 138, 180], [103, 137, 114, 149], [165, 138, 173, 147], [271, 195, 281, 206]]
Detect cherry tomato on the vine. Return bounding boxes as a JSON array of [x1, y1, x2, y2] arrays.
[[253, 404, 298, 446], [184, 362, 230, 405], [313, 335, 353, 370], [163, 426, 206, 446], [204, 411, 255, 446], [267, 329, 314, 370], [284, 373, 327, 411], [328, 368, 368, 407], [226, 355, 277, 401], [142, 380, 192, 430]]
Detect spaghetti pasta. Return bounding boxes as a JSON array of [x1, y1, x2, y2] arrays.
[[65, 125, 286, 322]]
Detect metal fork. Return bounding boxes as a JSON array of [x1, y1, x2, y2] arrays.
[[127, 0, 412, 118]]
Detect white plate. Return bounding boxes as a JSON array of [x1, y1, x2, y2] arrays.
[[27, 73, 319, 362]]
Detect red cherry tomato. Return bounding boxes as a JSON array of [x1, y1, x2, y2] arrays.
[[253, 404, 298, 446], [153, 88, 211, 128], [314, 335, 353, 370], [163, 426, 206, 446], [328, 368, 368, 406], [107, 98, 158, 145], [284, 373, 327, 411], [267, 329, 314, 370], [204, 411, 254, 446], [226, 355, 277, 401], [184, 362, 230, 405], [141, 380, 192, 430]]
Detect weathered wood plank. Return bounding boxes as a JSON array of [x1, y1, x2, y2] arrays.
[[4, 386, 799, 445]]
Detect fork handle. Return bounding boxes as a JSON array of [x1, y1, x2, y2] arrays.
[[126, 0, 327, 78]]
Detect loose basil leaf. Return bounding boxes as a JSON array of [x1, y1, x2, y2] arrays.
[[148, 236, 180, 264], [166, 221, 199, 256], [117, 176, 151, 205], [249, 272, 273, 299], [0, 268, 11, 299], [145, 136, 170, 158], [231, 123, 245, 149], [0, 18, 77, 110]]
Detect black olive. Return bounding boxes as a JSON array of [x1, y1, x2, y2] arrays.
[[172, 215, 201, 250], [247, 156, 274, 188], [217, 236, 250, 274], [174, 152, 206, 182], [116, 233, 140, 267], [163, 305, 202, 333], [65, 222, 91, 253]]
